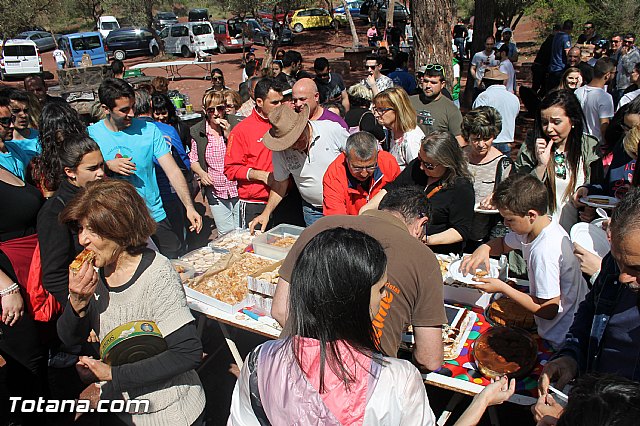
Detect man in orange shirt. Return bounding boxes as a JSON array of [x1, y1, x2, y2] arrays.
[[323, 131, 400, 215]]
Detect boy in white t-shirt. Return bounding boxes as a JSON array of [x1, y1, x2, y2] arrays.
[[462, 174, 588, 349]]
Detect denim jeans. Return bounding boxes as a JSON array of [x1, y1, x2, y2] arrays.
[[209, 196, 240, 236], [302, 200, 323, 226], [56, 61, 64, 70]]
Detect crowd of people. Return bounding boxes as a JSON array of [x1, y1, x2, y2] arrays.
[[0, 15, 640, 425]]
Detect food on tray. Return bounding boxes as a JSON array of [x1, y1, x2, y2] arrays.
[[488, 296, 536, 330], [473, 327, 537, 379], [70, 249, 95, 272], [256, 269, 280, 284], [442, 309, 473, 359], [211, 231, 254, 252], [438, 258, 451, 276], [270, 236, 297, 248], [187, 254, 275, 305], [180, 248, 228, 275], [588, 196, 611, 205], [474, 270, 489, 279], [174, 264, 186, 273]]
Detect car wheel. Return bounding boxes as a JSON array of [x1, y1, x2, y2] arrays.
[[218, 43, 227, 54], [293, 23, 303, 33], [181, 45, 191, 58], [151, 45, 159, 56], [114, 50, 126, 60]]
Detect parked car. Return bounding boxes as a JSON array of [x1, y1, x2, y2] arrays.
[[289, 8, 338, 33], [188, 8, 209, 22], [58, 32, 108, 67], [0, 40, 42, 80], [105, 28, 157, 60], [14, 31, 58, 52], [257, 8, 294, 24], [334, 0, 363, 15], [98, 16, 120, 38], [157, 22, 218, 57], [244, 18, 294, 46], [211, 19, 253, 54], [153, 12, 179, 30], [377, 2, 410, 23]]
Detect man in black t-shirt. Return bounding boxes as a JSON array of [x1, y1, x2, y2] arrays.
[[313, 57, 350, 112], [576, 21, 602, 45]]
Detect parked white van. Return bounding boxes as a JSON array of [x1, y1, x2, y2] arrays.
[[156, 22, 218, 57], [0, 40, 42, 80], [98, 16, 120, 38]]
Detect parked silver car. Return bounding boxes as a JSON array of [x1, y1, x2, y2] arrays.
[[153, 12, 179, 30], [14, 31, 59, 52]]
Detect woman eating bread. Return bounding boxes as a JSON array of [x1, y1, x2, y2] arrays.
[[56, 179, 205, 425]]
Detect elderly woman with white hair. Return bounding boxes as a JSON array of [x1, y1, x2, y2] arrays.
[[344, 83, 385, 140]]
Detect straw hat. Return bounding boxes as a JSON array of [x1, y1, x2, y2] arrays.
[[483, 67, 509, 81], [263, 104, 309, 151]]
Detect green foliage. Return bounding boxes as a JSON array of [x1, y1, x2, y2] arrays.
[[0, 0, 59, 39], [534, 0, 640, 39]]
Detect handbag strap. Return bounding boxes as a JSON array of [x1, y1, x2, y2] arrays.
[[248, 346, 271, 426]]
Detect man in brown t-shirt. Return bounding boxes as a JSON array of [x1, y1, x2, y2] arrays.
[[274, 187, 446, 372]]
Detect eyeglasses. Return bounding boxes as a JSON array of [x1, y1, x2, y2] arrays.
[[424, 64, 446, 78], [211, 76, 224, 82], [348, 161, 377, 172], [624, 40, 635, 44], [366, 64, 378, 69], [584, 26, 593, 30], [419, 158, 438, 170], [612, 39, 622, 44], [372, 107, 393, 116], [206, 105, 226, 114]]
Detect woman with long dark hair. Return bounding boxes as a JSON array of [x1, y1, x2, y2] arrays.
[[151, 93, 191, 152], [37, 135, 105, 306], [31, 102, 89, 196], [515, 89, 601, 231], [229, 227, 430, 424]]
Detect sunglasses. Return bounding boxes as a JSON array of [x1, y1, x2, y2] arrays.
[[206, 105, 226, 114], [554, 152, 567, 180], [624, 40, 635, 44], [419, 159, 438, 170], [584, 26, 593, 30], [211, 76, 224, 82], [372, 107, 393, 116], [0, 116, 14, 127], [366, 64, 378, 69]]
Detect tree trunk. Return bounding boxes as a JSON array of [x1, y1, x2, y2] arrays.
[[386, 0, 394, 27], [461, 0, 495, 109], [412, 0, 455, 87], [340, 0, 360, 47]]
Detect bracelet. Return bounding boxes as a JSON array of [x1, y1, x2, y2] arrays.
[[0, 283, 19, 297]]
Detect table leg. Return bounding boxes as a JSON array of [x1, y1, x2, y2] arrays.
[[436, 392, 464, 426], [218, 321, 244, 369]]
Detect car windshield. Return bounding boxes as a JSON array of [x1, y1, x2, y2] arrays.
[[158, 13, 176, 19], [3, 45, 37, 56], [71, 36, 102, 51], [192, 24, 211, 35], [14, 35, 29, 40], [101, 22, 119, 30]]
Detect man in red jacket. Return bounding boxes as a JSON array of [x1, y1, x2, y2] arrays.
[[224, 78, 285, 227], [323, 131, 400, 216]]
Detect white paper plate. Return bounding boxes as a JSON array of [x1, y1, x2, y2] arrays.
[[579, 195, 619, 209], [474, 203, 500, 214], [449, 259, 500, 285], [570, 222, 610, 257]]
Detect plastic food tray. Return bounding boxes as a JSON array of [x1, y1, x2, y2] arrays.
[[252, 224, 304, 260]]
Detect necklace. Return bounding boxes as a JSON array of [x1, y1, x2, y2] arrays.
[[554, 151, 567, 179]]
